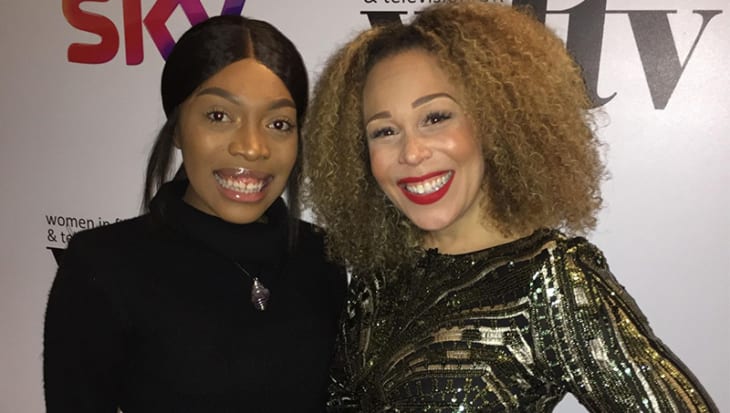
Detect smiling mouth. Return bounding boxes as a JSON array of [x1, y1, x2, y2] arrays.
[[396, 170, 455, 205], [399, 171, 453, 195], [214, 168, 272, 194]]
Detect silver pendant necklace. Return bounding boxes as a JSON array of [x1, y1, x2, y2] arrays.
[[233, 262, 270, 311]]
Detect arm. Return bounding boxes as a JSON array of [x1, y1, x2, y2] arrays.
[[326, 337, 361, 413], [547, 239, 718, 412], [326, 276, 364, 413], [43, 235, 124, 412]]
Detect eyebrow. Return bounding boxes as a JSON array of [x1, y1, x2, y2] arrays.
[[196, 87, 241, 105], [411, 92, 456, 108], [364, 111, 392, 125], [195, 88, 296, 111], [267, 98, 297, 111], [364, 92, 457, 125]]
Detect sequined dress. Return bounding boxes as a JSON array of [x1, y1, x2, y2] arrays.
[[328, 229, 717, 412]]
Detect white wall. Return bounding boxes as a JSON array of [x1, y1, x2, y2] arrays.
[[0, 1, 727, 411]]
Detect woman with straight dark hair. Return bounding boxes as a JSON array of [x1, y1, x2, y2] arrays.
[[43, 15, 346, 412]]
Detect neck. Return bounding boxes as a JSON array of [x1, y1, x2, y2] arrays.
[[422, 219, 529, 255]]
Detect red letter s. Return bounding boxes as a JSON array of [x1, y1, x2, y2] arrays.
[[63, 0, 119, 64]]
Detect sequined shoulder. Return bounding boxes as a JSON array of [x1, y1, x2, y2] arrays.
[[558, 237, 650, 328], [530, 236, 719, 412]]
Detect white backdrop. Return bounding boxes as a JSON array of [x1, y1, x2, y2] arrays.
[[0, 0, 727, 412]]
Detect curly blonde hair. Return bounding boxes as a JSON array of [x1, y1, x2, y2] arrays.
[[303, 1, 605, 273]]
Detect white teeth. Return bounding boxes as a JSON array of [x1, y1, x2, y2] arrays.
[[404, 171, 452, 195], [215, 174, 265, 193]]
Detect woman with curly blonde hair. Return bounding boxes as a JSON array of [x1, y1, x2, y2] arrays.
[[304, 1, 717, 412]]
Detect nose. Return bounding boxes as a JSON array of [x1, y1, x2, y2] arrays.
[[228, 124, 270, 161], [398, 131, 431, 165]]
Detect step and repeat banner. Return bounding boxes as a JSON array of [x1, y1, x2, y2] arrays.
[[1, 0, 728, 411]]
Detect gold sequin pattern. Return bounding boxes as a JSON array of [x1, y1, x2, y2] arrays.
[[328, 230, 717, 412]]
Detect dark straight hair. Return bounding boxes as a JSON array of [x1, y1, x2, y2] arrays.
[[142, 15, 309, 237]]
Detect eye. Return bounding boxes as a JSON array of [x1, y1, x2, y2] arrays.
[[206, 110, 231, 123], [369, 126, 397, 140], [423, 111, 452, 126], [267, 119, 295, 132]]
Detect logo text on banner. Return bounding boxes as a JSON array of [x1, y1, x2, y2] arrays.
[[63, 0, 246, 65], [362, 0, 722, 109]]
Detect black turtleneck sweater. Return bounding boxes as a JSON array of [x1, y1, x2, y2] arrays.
[[43, 181, 347, 412]]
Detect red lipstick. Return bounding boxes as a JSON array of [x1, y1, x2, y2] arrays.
[[397, 170, 454, 205]]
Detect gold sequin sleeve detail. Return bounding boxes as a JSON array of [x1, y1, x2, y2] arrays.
[[540, 239, 718, 412]]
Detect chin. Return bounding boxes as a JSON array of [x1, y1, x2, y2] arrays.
[[214, 207, 269, 225], [406, 215, 453, 232], [221, 216, 262, 225]]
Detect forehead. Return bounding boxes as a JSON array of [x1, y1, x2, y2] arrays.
[[198, 58, 293, 101], [363, 49, 459, 108]]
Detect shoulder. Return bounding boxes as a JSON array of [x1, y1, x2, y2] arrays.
[[548, 234, 649, 326], [293, 219, 347, 279], [291, 220, 349, 310], [553, 235, 609, 277], [292, 219, 340, 269], [294, 219, 327, 250], [57, 214, 160, 272], [48, 217, 152, 307], [62, 215, 149, 252], [552, 235, 620, 294]]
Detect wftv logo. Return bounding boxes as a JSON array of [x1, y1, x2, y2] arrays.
[[62, 0, 246, 65], [63, 0, 723, 107], [362, 0, 723, 109]]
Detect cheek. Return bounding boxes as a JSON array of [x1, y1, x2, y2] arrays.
[[176, 106, 200, 148], [179, 133, 212, 165], [178, 117, 207, 148], [277, 138, 299, 170], [451, 128, 483, 166], [462, 144, 486, 186], [367, 146, 390, 185]]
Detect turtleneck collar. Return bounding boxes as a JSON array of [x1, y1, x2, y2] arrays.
[[149, 180, 289, 268]]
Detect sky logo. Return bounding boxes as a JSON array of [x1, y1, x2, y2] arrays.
[[62, 0, 246, 65]]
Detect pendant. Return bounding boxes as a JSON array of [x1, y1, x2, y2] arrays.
[[250, 278, 270, 311]]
